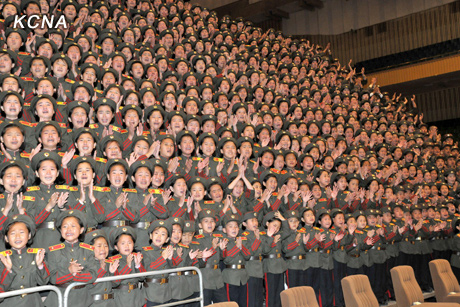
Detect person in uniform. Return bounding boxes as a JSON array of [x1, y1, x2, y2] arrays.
[[0, 214, 49, 307], [45, 210, 99, 307], [108, 226, 144, 307]]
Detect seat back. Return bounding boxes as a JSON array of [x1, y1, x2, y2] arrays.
[[205, 302, 238, 307], [429, 259, 460, 302], [390, 265, 424, 307], [280, 286, 319, 307], [341, 275, 379, 307]]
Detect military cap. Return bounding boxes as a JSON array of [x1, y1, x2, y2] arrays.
[[381, 207, 392, 214], [168, 217, 185, 230], [5, 214, 36, 237], [93, 97, 117, 112], [105, 158, 129, 175], [50, 53, 72, 69], [56, 209, 87, 230], [0, 160, 28, 179], [0, 90, 25, 107], [71, 81, 94, 97], [151, 158, 168, 174], [144, 105, 165, 122], [183, 220, 196, 233], [31, 151, 61, 171], [285, 210, 300, 220], [167, 110, 186, 122], [66, 100, 91, 116], [0, 49, 17, 64], [187, 176, 207, 189], [262, 211, 280, 226], [217, 137, 237, 152], [69, 156, 97, 175], [260, 170, 278, 183], [29, 94, 58, 114], [410, 204, 423, 213], [35, 121, 63, 140], [353, 210, 365, 220], [222, 213, 240, 226], [164, 173, 185, 190], [157, 133, 175, 143], [109, 226, 137, 248], [84, 229, 109, 245], [176, 130, 197, 146], [129, 159, 153, 177], [197, 209, 217, 222], [72, 127, 97, 144], [198, 132, 218, 147], [242, 211, 259, 223], [365, 209, 381, 217]]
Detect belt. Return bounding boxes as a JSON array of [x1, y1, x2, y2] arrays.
[[102, 220, 129, 227], [414, 237, 426, 241], [170, 270, 197, 276], [114, 283, 138, 291], [225, 264, 245, 269], [37, 221, 55, 230], [57, 283, 85, 289], [456, 252, 460, 256], [143, 278, 168, 286], [308, 248, 319, 253], [403, 238, 414, 244], [130, 221, 151, 229], [93, 293, 114, 301], [319, 250, 331, 254], [285, 255, 306, 260], [263, 253, 281, 259], [349, 254, 360, 258], [249, 255, 263, 261], [205, 264, 219, 269], [371, 246, 386, 251]]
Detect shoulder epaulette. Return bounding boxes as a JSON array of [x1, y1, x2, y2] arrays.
[[27, 248, 41, 254], [69, 187, 78, 191], [242, 231, 249, 236], [317, 228, 324, 232], [142, 131, 150, 136], [192, 157, 202, 161], [49, 243, 65, 251], [213, 233, 223, 237], [0, 250, 11, 256], [22, 196, 35, 201], [123, 188, 137, 193], [295, 170, 304, 174], [65, 78, 75, 84], [55, 185, 69, 190], [58, 152, 65, 157], [240, 237, 247, 240], [330, 229, 336, 234], [272, 192, 278, 196], [142, 246, 153, 251], [260, 231, 266, 235], [270, 168, 281, 174], [148, 188, 163, 194], [95, 157, 107, 163], [344, 191, 350, 194], [112, 126, 127, 134], [89, 123, 98, 129], [20, 153, 30, 158], [191, 241, 199, 244], [18, 52, 30, 56], [178, 243, 189, 248], [313, 227, 321, 231], [57, 101, 66, 106], [319, 198, 327, 202], [0, 195, 4, 199], [297, 228, 306, 233], [27, 186, 40, 192], [19, 120, 33, 127], [93, 186, 110, 192], [355, 230, 363, 234], [204, 201, 215, 204], [249, 160, 256, 163], [194, 234, 204, 239], [424, 220, 429, 223], [213, 157, 224, 162], [95, 89, 103, 94], [389, 223, 395, 226], [376, 225, 382, 228], [109, 255, 122, 261], [20, 77, 33, 81], [79, 243, 94, 251]]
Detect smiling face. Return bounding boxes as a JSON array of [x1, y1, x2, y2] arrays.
[[61, 216, 84, 243], [6, 222, 30, 250], [115, 234, 134, 255], [93, 236, 109, 261], [36, 160, 58, 185], [107, 164, 128, 188], [170, 224, 182, 244]]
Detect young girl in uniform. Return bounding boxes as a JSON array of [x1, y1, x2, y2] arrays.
[[85, 229, 119, 306], [0, 215, 49, 307], [109, 226, 144, 307], [45, 210, 98, 307]]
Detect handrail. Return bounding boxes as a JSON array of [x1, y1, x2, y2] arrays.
[[63, 266, 204, 307], [0, 285, 63, 305]]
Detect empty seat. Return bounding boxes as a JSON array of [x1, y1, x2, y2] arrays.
[[341, 275, 379, 307], [429, 259, 460, 303], [280, 286, 319, 307], [390, 265, 459, 307]]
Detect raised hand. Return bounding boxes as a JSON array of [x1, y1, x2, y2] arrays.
[[109, 259, 120, 273], [35, 249, 45, 269], [0, 254, 12, 272]]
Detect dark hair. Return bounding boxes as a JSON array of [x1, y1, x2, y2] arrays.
[[111, 233, 137, 255], [5, 221, 33, 247], [34, 159, 65, 185], [58, 216, 85, 242], [0, 164, 27, 193], [1, 123, 26, 152]]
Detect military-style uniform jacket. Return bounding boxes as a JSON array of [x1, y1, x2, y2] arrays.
[[23, 184, 70, 248], [191, 232, 225, 290], [87, 260, 118, 307], [168, 242, 195, 301], [364, 225, 389, 264], [66, 185, 105, 231], [318, 226, 337, 270], [0, 248, 50, 307], [140, 245, 171, 304], [45, 242, 98, 307], [221, 234, 251, 286], [303, 225, 323, 269], [331, 226, 353, 264], [241, 230, 264, 279], [261, 230, 287, 274], [110, 253, 145, 307]]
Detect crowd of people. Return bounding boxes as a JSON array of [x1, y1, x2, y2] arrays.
[[0, 0, 458, 307]]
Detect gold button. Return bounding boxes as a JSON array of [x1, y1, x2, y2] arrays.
[[20, 285, 24, 289], [19, 256, 22, 259], [19, 266, 23, 269], [104, 288, 107, 291], [71, 249, 74, 252], [21, 276, 24, 279], [47, 191, 50, 193]]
